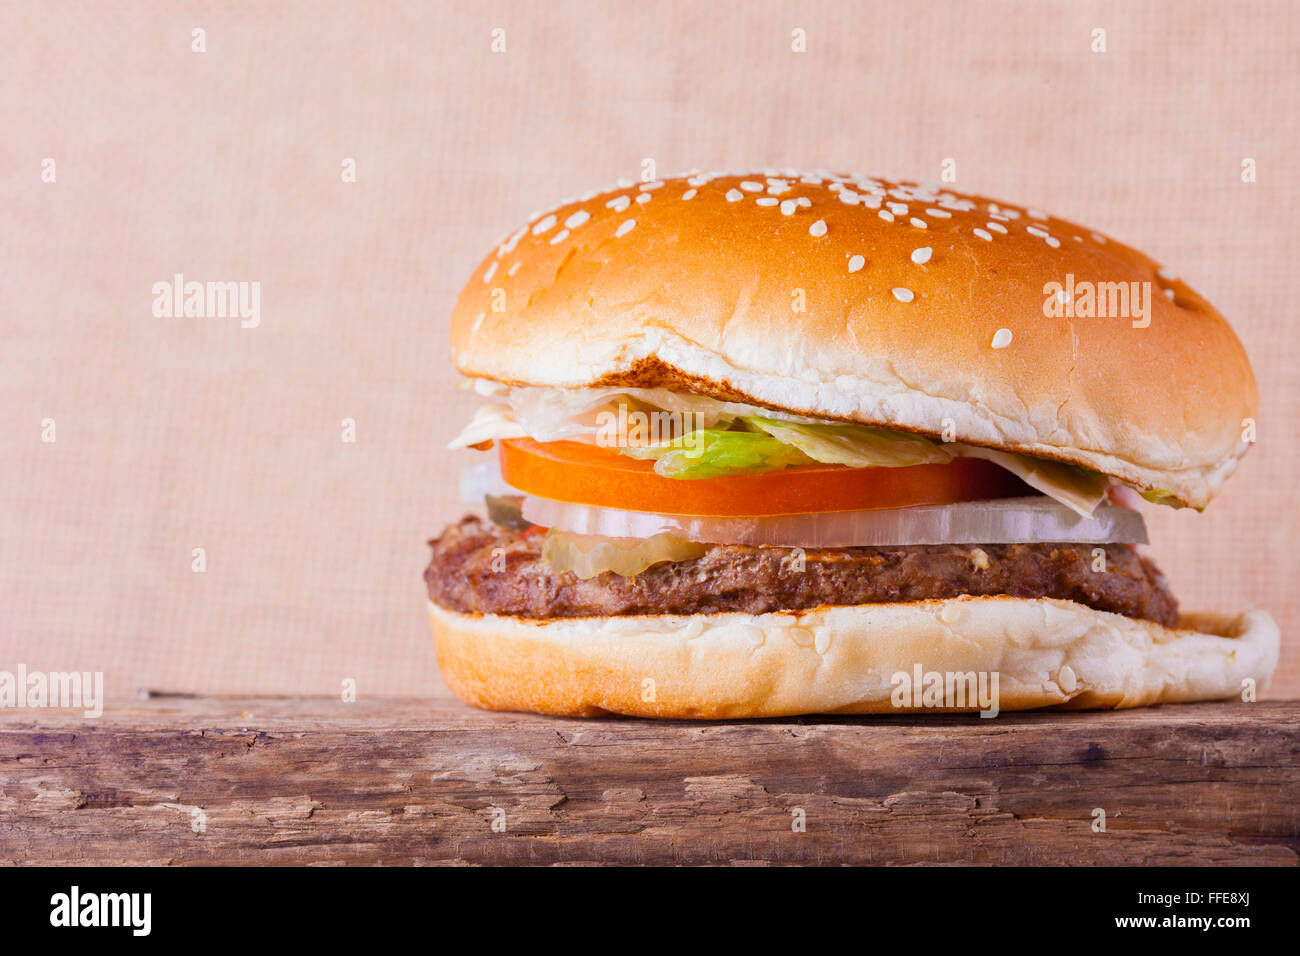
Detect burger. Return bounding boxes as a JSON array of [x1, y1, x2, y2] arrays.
[[425, 169, 1278, 718]]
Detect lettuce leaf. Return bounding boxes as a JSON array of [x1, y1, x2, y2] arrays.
[[447, 403, 528, 449], [742, 416, 953, 468], [621, 429, 816, 478], [1139, 488, 1186, 509], [620, 417, 952, 478], [620, 421, 1110, 516]]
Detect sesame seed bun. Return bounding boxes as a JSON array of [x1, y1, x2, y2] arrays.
[[450, 170, 1258, 509], [428, 599, 1279, 718]]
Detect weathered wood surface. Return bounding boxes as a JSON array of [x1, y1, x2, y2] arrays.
[[1, 696, 1297, 865]]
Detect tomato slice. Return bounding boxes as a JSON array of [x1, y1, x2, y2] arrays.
[[499, 439, 1029, 517]]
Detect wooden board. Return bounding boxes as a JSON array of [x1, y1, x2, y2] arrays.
[[1, 696, 1297, 865]]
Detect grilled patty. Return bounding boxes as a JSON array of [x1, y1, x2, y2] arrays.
[[426, 515, 1179, 626]]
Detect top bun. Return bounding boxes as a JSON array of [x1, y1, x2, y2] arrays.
[[450, 169, 1257, 508]]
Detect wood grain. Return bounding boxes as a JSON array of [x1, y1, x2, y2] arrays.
[[1, 697, 1297, 865]]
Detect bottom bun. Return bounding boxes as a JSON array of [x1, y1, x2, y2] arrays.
[[427, 597, 1279, 719]]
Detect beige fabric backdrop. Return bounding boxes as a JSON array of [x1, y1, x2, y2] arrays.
[[3, 0, 1296, 699]]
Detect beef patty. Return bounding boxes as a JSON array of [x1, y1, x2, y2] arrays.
[[426, 515, 1179, 626]]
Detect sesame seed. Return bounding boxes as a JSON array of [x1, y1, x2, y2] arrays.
[[1026, 226, 1048, 238], [639, 181, 664, 191], [1165, 288, 1175, 300], [483, 261, 498, 283], [636, 193, 651, 204], [909, 217, 927, 229], [878, 210, 894, 222], [472, 311, 485, 333], [780, 199, 797, 215], [911, 246, 932, 264], [549, 229, 569, 244], [498, 225, 527, 256], [506, 262, 521, 277], [531, 214, 557, 235], [564, 210, 590, 229], [925, 208, 952, 218], [740, 180, 764, 192], [973, 228, 993, 241], [1027, 208, 1048, 220], [1090, 231, 1107, 244], [796, 197, 811, 207], [615, 219, 636, 238], [809, 219, 827, 237], [888, 202, 908, 215], [756, 197, 779, 206], [985, 222, 1008, 233], [991, 328, 1013, 349], [1045, 236, 1060, 248], [848, 254, 865, 273], [1158, 267, 1177, 281], [726, 189, 744, 202], [892, 287, 914, 303], [682, 189, 697, 200], [606, 195, 631, 212], [838, 191, 860, 205]]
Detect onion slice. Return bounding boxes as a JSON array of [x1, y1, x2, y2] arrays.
[[521, 495, 1148, 547]]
